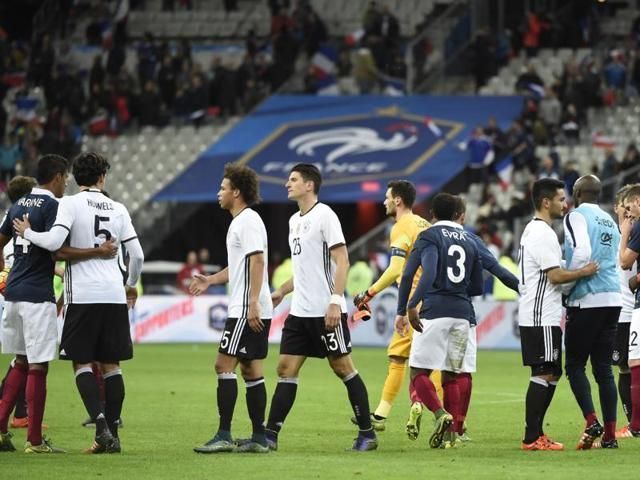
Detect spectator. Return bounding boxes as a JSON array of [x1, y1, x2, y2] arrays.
[[522, 11, 548, 57], [560, 103, 580, 144], [186, 74, 208, 126], [271, 257, 293, 297], [176, 251, 203, 293], [89, 54, 105, 93], [272, 25, 298, 88], [604, 51, 627, 91], [377, 6, 400, 48], [537, 155, 560, 180], [0, 134, 20, 188], [271, 7, 294, 37], [484, 116, 507, 155], [515, 63, 544, 93], [601, 148, 618, 179], [302, 10, 327, 58], [346, 257, 374, 298], [29, 33, 55, 88], [198, 247, 211, 267], [107, 39, 127, 78], [246, 29, 259, 59], [137, 32, 158, 85], [362, 1, 381, 35], [539, 88, 562, 132], [464, 126, 494, 185], [472, 29, 495, 91], [562, 161, 580, 197], [138, 80, 163, 127], [352, 47, 378, 94], [620, 143, 640, 181], [157, 55, 176, 109]]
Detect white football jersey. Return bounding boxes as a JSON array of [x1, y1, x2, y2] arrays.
[[619, 263, 637, 323], [289, 202, 348, 317], [226, 208, 272, 319], [518, 218, 563, 327], [55, 189, 138, 304]]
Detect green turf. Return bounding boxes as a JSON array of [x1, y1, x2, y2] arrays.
[[2, 345, 638, 479]]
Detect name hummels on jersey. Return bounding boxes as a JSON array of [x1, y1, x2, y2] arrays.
[[87, 199, 114, 211]]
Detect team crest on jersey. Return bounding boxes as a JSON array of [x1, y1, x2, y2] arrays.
[[553, 348, 559, 361], [302, 221, 311, 233], [236, 108, 463, 185], [612, 350, 620, 362]]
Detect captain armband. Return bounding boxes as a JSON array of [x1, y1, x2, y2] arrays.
[[390, 247, 407, 258]]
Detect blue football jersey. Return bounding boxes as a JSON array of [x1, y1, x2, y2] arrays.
[[0, 188, 58, 303], [401, 221, 483, 321]]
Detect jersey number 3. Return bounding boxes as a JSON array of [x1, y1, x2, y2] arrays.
[[447, 245, 466, 283]]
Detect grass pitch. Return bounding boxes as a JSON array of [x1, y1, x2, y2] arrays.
[[2, 344, 639, 480]]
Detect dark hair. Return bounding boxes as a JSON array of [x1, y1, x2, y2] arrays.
[[290, 163, 322, 194], [431, 192, 460, 221], [72, 152, 111, 187], [532, 178, 565, 210], [223, 163, 261, 205], [7, 176, 37, 203], [387, 180, 416, 208], [455, 196, 466, 218], [36, 154, 69, 185]]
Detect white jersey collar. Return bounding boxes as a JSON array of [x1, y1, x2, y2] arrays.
[[31, 187, 56, 199], [433, 220, 463, 229]]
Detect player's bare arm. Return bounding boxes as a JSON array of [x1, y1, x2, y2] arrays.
[[630, 273, 639, 293], [546, 262, 599, 284], [619, 216, 638, 269], [247, 252, 266, 333], [272, 277, 293, 308], [326, 244, 349, 331], [189, 267, 229, 296], [53, 238, 118, 262]]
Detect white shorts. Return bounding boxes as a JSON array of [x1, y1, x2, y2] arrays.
[[1, 301, 58, 363], [461, 325, 477, 373], [409, 317, 469, 373], [629, 309, 640, 361]]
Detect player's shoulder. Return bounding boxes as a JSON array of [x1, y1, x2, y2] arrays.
[[410, 213, 431, 230], [235, 207, 264, 227]]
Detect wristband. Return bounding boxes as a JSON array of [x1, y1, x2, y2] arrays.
[[330, 294, 342, 305]]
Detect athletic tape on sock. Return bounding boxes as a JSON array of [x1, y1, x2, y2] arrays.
[[278, 377, 298, 384], [103, 368, 122, 379], [75, 367, 93, 377], [245, 377, 265, 388], [530, 377, 549, 387], [342, 371, 359, 383], [218, 372, 238, 380]]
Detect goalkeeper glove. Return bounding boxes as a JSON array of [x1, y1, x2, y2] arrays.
[[353, 302, 372, 322], [353, 289, 375, 309]]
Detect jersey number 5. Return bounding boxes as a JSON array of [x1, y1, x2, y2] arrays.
[[94, 215, 112, 248], [447, 245, 466, 283]]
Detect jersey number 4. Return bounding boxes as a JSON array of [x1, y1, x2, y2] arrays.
[[94, 215, 113, 247], [446, 245, 466, 283]]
